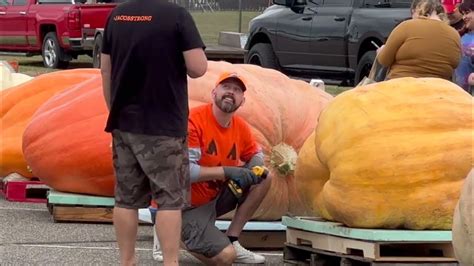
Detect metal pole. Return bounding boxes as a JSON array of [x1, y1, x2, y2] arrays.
[[238, 0, 242, 33]]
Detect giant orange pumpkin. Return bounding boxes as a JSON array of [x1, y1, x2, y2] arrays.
[[0, 69, 99, 178], [294, 131, 329, 216], [23, 61, 332, 219], [305, 78, 472, 229], [22, 73, 113, 195]]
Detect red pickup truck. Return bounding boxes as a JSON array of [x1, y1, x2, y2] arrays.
[[0, 0, 118, 68]]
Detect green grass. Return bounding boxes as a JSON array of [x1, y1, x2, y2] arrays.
[[0, 55, 92, 77], [191, 11, 261, 45], [325, 85, 351, 96], [0, 11, 352, 96]]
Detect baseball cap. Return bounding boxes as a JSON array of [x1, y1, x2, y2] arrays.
[[444, 4, 456, 13], [215, 72, 248, 92]]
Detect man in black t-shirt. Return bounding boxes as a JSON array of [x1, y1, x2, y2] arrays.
[[100, 0, 207, 265]]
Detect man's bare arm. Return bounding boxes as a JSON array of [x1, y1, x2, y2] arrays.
[[189, 147, 225, 183], [183, 48, 207, 78], [100, 53, 112, 110], [190, 164, 226, 183]]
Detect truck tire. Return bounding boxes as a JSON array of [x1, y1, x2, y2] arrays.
[[246, 43, 279, 70], [92, 34, 103, 68], [42, 32, 69, 69], [355, 51, 376, 85]]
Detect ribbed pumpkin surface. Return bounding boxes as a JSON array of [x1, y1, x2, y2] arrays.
[[22, 72, 112, 195], [0, 69, 99, 177], [294, 131, 329, 216], [312, 78, 472, 229], [23, 62, 332, 219]]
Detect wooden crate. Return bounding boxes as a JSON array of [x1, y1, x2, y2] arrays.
[[47, 190, 115, 223], [141, 207, 287, 249], [47, 189, 286, 250], [282, 216, 457, 265]]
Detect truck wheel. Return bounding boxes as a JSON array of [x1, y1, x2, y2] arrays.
[[92, 34, 103, 68], [355, 51, 376, 85], [42, 32, 69, 69], [246, 43, 279, 70]]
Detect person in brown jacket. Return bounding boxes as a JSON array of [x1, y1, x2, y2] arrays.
[[373, 0, 461, 81]]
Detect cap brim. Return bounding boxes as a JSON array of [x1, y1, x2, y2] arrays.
[[219, 77, 247, 91]]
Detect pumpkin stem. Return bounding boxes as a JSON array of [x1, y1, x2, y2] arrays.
[[270, 143, 297, 176]]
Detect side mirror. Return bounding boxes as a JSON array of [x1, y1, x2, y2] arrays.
[[273, 0, 293, 6]]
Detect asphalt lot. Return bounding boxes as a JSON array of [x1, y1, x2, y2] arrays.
[[0, 198, 284, 265]]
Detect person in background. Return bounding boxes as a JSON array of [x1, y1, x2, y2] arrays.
[[100, 0, 207, 265], [443, 0, 468, 35], [469, 72, 474, 90], [374, 0, 461, 81], [454, 0, 474, 93]]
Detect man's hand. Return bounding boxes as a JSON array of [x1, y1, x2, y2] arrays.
[[468, 72, 474, 86], [223, 166, 261, 190]]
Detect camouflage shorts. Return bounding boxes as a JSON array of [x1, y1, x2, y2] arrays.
[[111, 130, 190, 210]]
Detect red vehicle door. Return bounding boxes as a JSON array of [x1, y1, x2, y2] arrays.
[[0, 0, 13, 49], [1, 0, 29, 48]]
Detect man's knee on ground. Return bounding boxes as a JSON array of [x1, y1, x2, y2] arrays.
[[212, 245, 236, 265]]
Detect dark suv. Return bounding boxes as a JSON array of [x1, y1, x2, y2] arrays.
[[244, 0, 411, 85]]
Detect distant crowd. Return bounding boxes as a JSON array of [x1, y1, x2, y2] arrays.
[[373, 0, 473, 94]]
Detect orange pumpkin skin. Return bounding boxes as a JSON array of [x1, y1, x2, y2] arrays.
[[0, 69, 99, 178], [23, 62, 332, 219], [22, 73, 113, 196], [294, 132, 330, 216], [314, 78, 472, 229]]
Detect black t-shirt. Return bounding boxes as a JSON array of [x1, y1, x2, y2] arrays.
[[102, 0, 205, 137]]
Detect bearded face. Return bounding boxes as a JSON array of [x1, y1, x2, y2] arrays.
[[213, 79, 245, 113]]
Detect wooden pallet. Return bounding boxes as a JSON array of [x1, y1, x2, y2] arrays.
[[284, 243, 458, 266], [2, 180, 49, 203], [47, 190, 115, 223], [141, 207, 287, 249], [282, 216, 457, 265]]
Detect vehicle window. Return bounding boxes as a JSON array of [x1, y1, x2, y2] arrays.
[[13, 0, 27, 5], [0, 0, 12, 6], [323, 0, 351, 6]]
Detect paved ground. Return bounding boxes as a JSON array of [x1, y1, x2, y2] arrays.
[[0, 198, 284, 265]]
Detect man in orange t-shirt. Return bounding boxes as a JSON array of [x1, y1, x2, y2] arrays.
[[153, 72, 271, 265]]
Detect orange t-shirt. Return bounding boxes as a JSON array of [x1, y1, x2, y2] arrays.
[[188, 104, 261, 207]]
